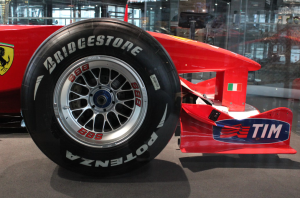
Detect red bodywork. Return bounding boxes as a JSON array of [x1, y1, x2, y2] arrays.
[[0, 25, 296, 154]]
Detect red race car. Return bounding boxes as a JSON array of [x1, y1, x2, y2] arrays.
[[0, 18, 296, 176]]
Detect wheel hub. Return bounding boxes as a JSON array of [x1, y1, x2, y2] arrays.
[[96, 95, 107, 106], [53, 55, 148, 148], [93, 90, 112, 108]]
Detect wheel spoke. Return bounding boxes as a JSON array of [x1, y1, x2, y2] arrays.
[[73, 105, 89, 116], [116, 111, 130, 118], [84, 114, 95, 130], [81, 74, 93, 89], [90, 71, 99, 81], [117, 98, 135, 103], [116, 90, 134, 101], [121, 83, 133, 91], [70, 84, 89, 96], [119, 102, 133, 109], [104, 113, 113, 129], [110, 73, 120, 82], [69, 97, 84, 102], [82, 70, 98, 87], [102, 120, 106, 132], [116, 80, 128, 91], [94, 113, 105, 132], [73, 81, 88, 88], [100, 68, 110, 85], [54, 56, 147, 147], [69, 93, 88, 102], [113, 111, 122, 125]]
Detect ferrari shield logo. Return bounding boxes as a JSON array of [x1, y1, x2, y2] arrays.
[[0, 42, 14, 76]]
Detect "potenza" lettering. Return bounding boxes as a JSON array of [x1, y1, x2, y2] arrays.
[[66, 132, 158, 167], [44, 35, 143, 74]]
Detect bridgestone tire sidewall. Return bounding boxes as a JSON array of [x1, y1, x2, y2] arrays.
[[21, 19, 181, 176]]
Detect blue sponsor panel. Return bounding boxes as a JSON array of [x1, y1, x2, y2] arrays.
[[213, 119, 290, 144]]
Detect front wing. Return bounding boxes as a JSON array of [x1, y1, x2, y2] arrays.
[[179, 80, 296, 154]]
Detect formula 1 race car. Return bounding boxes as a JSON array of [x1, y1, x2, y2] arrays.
[[0, 18, 296, 176]]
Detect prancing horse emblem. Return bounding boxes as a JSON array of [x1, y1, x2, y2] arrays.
[[0, 42, 14, 76], [0, 47, 10, 67]]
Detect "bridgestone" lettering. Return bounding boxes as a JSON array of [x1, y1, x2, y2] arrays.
[[44, 35, 143, 74]]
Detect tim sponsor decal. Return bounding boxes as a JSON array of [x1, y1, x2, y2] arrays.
[[213, 119, 290, 144]]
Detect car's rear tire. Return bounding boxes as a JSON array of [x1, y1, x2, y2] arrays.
[[21, 18, 181, 176]]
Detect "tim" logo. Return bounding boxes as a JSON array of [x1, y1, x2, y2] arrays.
[[252, 124, 282, 138], [213, 119, 290, 144]]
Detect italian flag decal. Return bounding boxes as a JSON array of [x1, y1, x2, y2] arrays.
[[228, 83, 242, 91]]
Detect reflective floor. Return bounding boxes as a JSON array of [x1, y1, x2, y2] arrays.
[[0, 129, 299, 198]]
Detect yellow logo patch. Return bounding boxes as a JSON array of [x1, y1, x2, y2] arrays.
[[169, 35, 193, 42], [0, 42, 14, 76]]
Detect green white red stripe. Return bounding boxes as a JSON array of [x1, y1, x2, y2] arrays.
[[228, 83, 242, 91], [0, 42, 14, 48]]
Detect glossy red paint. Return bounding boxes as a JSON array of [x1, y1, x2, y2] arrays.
[[180, 76, 215, 96], [151, 32, 261, 111], [0, 26, 260, 113], [0, 25, 63, 114], [148, 31, 261, 73], [220, 67, 248, 111], [0, 25, 296, 155], [124, 4, 129, 22], [180, 106, 296, 154], [180, 71, 248, 111], [182, 104, 233, 126]]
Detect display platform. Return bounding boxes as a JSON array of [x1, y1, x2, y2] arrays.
[[0, 129, 299, 198]]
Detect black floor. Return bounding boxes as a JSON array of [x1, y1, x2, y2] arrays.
[[0, 129, 300, 198]]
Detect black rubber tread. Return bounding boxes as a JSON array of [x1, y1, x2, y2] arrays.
[[21, 18, 181, 176]]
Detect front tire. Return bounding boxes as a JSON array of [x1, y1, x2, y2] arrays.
[[21, 18, 181, 176]]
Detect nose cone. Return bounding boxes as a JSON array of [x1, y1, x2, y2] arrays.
[[149, 31, 261, 73]]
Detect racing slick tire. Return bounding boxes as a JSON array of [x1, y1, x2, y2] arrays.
[[21, 18, 181, 176]]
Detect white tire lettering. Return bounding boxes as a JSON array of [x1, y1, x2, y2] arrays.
[[78, 38, 86, 49], [111, 157, 123, 166], [54, 50, 64, 64], [136, 144, 148, 156], [113, 38, 123, 48], [96, 35, 105, 46], [157, 104, 167, 128], [34, 75, 44, 100], [66, 130, 160, 167], [68, 42, 76, 54], [124, 153, 137, 163], [44, 36, 144, 74], [62, 46, 68, 57], [95, 160, 109, 167], [131, 46, 143, 56], [105, 36, 114, 46], [80, 158, 94, 166], [66, 150, 80, 160], [87, 35, 95, 46], [148, 132, 158, 146], [43, 57, 56, 74], [121, 41, 134, 51]]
